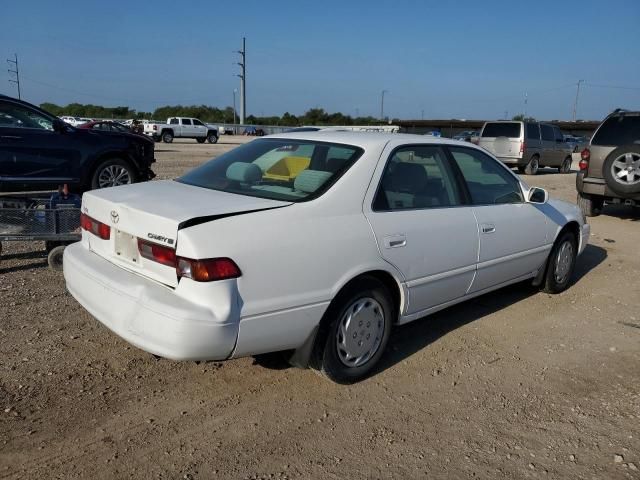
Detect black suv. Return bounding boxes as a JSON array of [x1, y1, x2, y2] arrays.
[[0, 95, 155, 193], [576, 110, 640, 216]]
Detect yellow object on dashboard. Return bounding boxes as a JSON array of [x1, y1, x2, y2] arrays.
[[263, 156, 311, 181]]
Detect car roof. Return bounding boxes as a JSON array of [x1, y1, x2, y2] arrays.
[[266, 131, 477, 150]]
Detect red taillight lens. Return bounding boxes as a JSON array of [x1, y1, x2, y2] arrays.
[[176, 257, 241, 282], [520, 141, 525, 154], [579, 148, 590, 171], [153, 124, 157, 131], [137, 238, 176, 267], [80, 213, 111, 240]]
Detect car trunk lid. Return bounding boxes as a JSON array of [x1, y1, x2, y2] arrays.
[[81, 180, 290, 287]]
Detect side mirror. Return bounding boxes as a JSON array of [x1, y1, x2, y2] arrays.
[[53, 119, 66, 133], [528, 187, 548, 204]]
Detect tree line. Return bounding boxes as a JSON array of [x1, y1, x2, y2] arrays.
[[39, 103, 383, 126]]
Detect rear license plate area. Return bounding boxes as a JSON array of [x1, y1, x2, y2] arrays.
[[114, 230, 140, 265]]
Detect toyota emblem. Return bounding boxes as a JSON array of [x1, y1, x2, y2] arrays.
[[110, 211, 119, 224]]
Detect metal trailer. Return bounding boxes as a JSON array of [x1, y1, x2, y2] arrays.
[[0, 193, 81, 270]]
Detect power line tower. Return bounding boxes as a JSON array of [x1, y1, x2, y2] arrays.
[[7, 53, 21, 99], [572, 79, 584, 122], [236, 37, 246, 125]]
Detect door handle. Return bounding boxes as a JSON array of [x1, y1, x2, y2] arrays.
[[481, 224, 496, 234], [383, 235, 406, 248]]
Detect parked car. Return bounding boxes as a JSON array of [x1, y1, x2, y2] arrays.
[[0, 95, 155, 192], [143, 117, 218, 144], [60, 116, 85, 127], [576, 109, 640, 216], [243, 126, 265, 136], [478, 121, 573, 175], [77, 120, 134, 133], [564, 135, 589, 153], [453, 130, 479, 142], [63, 132, 589, 383]]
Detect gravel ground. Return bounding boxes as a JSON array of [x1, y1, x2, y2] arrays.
[[1, 138, 639, 479]]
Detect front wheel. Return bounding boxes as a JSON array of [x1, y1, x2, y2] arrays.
[[559, 156, 572, 174], [312, 277, 393, 384], [542, 232, 578, 294], [90, 158, 136, 190], [207, 133, 218, 144]]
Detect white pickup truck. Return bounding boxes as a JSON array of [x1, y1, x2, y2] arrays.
[[143, 117, 219, 144]]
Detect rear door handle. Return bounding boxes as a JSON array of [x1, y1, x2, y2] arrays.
[[481, 223, 496, 234], [383, 234, 406, 248]]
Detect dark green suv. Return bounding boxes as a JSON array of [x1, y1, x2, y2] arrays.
[[576, 110, 640, 216]]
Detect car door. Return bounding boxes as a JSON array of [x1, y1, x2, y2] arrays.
[[181, 118, 193, 136], [447, 146, 549, 294], [553, 126, 567, 164], [539, 124, 557, 166], [0, 100, 81, 191], [192, 119, 207, 138], [365, 143, 479, 316]]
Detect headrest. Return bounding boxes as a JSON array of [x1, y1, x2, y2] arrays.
[[226, 162, 262, 183], [294, 170, 332, 193]]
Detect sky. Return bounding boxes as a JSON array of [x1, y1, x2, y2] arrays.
[[2, 0, 639, 121]]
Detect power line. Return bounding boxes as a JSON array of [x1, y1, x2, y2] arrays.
[[585, 83, 640, 91], [7, 53, 21, 99]]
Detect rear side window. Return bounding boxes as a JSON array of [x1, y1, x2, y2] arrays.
[[182, 119, 192, 125], [373, 145, 463, 211], [526, 123, 540, 140], [449, 147, 523, 205], [592, 115, 640, 146], [170, 118, 179, 124], [553, 127, 564, 142], [540, 124, 554, 141], [481, 122, 522, 138]]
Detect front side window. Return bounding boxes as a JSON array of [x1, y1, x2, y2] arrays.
[[553, 127, 564, 142], [373, 145, 463, 211], [178, 139, 363, 202], [0, 101, 53, 131], [592, 114, 640, 146], [449, 147, 523, 205], [193, 119, 204, 126]]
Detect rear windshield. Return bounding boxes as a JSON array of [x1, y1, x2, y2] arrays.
[[592, 115, 640, 146], [177, 138, 364, 202], [481, 122, 522, 138]]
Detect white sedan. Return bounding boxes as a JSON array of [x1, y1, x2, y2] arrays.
[[64, 132, 590, 383]]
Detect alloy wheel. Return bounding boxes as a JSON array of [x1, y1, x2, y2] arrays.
[[611, 152, 640, 185], [97, 165, 132, 188]]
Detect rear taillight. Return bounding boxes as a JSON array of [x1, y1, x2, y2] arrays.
[[153, 124, 157, 131], [176, 257, 241, 282], [137, 238, 176, 267], [579, 148, 590, 171], [80, 213, 111, 240], [520, 141, 525, 154]]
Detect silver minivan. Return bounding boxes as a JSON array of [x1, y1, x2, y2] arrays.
[[478, 121, 573, 175]]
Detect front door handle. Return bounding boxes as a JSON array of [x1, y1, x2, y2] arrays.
[[383, 234, 406, 248], [481, 223, 496, 234]]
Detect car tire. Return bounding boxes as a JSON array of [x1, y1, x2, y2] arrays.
[[577, 193, 603, 217], [90, 158, 136, 190], [602, 145, 640, 195], [559, 156, 572, 174], [312, 277, 394, 384], [524, 156, 539, 175], [542, 231, 578, 294], [207, 133, 218, 144], [47, 245, 66, 271], [162, 131, 174, 143], [196, 137, 206, 144]]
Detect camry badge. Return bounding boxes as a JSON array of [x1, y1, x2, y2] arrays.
[[110, 211, 119, 224]]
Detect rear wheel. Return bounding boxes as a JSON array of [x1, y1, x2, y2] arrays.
[[577, 193, 603, 217], [602, 145, 640, 195], [524, 155, 539, 175], [90, 158, 136, 190], [162, 131, 174, 143], [542, 231, 577, 293], [47, 245, 66, 271], [559, 156, 572, 174], [312, 277, 393, 384], [196, 137, 206, 144]]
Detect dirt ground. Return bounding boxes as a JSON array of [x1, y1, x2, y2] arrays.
[[1, 137, 639, 479]]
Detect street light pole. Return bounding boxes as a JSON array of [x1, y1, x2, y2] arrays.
[[7, 53, 20, 100], [573, 79, 584, 122], [380, 89, 388, 121]]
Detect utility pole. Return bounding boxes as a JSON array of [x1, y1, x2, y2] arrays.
[[523, 92, 528, 118], [7, 53, 20, 99], [421, 109, 424, 120], [233, 88, 237, 124], [572, 79, 584, 122], [380, 89, 388, 121], [236, 37, 246, 125]]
